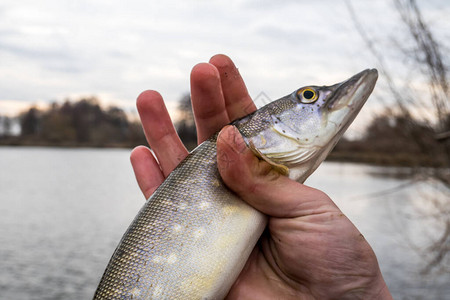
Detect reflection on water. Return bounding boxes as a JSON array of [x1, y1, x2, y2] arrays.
[[0, 147, 448, 299]]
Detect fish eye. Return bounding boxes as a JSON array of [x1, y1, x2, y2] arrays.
[[296, 88, 318, 103]]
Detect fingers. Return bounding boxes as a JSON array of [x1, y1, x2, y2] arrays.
[[217, 126, 337, 218], [134, 54, 255, 199], [209, 54, 256, 120], [130, 146, 165, 199], [190, 55, 256, 143], [190, 63, 230, 143], [136, 90, 188, 177]]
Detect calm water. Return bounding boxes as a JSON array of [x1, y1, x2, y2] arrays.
[[0, 147, 448, 299]]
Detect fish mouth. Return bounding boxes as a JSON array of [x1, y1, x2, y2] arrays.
[[322, 68, 378, 140], [326, 69, 378, 112]]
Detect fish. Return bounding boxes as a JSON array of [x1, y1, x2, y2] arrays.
[[93, 69, 378, 299]]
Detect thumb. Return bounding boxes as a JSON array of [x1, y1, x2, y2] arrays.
[[217, 125, 336, 218]]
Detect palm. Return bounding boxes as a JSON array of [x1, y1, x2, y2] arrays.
[[228, 214, 382, 299]]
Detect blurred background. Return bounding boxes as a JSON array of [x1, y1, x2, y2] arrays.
[[0, 0, 448, 299]]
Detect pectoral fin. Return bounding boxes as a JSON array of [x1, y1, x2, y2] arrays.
[[248, 141, 290, 176]]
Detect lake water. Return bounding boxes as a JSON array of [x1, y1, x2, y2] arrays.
[[0, 147, 448, 299]]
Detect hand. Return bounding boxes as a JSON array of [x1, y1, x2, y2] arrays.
[[216, 125, 392, 299], [131, 54, 392, 299]]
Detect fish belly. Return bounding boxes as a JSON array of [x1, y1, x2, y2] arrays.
[[94, 137, 267, 299]]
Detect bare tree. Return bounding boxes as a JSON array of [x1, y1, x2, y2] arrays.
[[346, 0, 449, 276], [0, 116, 12, 137], [347, 0, 448, 171]]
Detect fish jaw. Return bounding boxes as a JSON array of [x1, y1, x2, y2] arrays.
[[324, 69, 378, 136]]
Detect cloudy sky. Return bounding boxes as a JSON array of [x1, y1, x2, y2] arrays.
[[0, 0, 449, 130]]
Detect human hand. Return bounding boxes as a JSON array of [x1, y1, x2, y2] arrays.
[[130, 54, 256, 198], [216, 125, 392, 299], [130, 54, 392, 299]]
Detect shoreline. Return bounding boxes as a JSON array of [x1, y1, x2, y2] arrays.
[[1, 141, 446, 169]]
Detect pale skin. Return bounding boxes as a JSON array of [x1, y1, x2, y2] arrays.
[[130, 54, 393, 299]]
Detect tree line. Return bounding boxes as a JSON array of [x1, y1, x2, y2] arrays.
[[0, 97, 146, 148]]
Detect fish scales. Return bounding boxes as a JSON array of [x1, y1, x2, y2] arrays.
[[94, 134, 267, 299], [94, 69, 378, 299]]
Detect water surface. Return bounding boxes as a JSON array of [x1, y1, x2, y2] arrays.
[[0, 147, 448, 299]]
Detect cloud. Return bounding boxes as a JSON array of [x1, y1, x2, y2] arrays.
[[0, 0, 448, 125]]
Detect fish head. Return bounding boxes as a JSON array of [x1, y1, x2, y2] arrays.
[[236, 69, 378, 182]]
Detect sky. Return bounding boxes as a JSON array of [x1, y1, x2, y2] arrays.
[[0, 0, 449, 134]]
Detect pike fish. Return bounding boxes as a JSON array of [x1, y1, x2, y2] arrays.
[[94, 69, 378, 299]]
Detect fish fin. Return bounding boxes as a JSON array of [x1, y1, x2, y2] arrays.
[[248, 141, 290, 176], [265, 146, 319, 164]]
